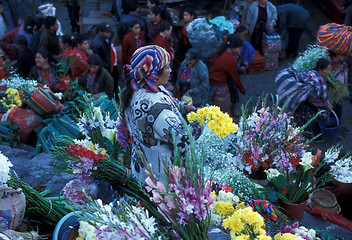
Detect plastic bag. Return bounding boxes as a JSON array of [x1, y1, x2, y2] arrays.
[[4, 106, 42, 143], [187, 17, 233, 59], [307, 207, 352, 232], [0, 187, 26, 232]]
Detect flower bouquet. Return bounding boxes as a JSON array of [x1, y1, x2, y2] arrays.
[[234, 95, 312, 176], [0, 88, 23, 113], [292, 45, 348, 104], [264, 149, 332, 205], [275, 222, 319, 240], [324, 145, 352, 184], [144, 127, 214, 240], [77, 197, 166, 239]]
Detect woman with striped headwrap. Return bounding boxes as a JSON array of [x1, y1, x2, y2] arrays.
[[121, 45, 194, 181]]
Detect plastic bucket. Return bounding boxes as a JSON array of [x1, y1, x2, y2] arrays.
[[318, 110, 340, 142], [52, 211, 82, 240]]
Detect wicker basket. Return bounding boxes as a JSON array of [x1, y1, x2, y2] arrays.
[[308, 189, 341, 213]]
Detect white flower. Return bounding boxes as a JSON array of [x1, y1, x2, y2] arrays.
[[54, 92, 63, 100], [324, 146, 341, 164], [307, 229, 316, 238], [300, 152, 313, 170], [264, 168, 281, 181], [0, 152, 12, 186]]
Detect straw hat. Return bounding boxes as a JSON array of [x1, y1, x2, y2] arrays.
[[308, 189, 341, 213]]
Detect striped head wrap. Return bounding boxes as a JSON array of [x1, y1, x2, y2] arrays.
[[129, 45, 170, 93]]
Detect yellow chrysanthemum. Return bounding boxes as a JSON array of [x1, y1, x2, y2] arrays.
[[214, 201, 235, 216], [247, 211, 265, 227], [234, 235, 250, 240], [257, 235, 272, 240], [187, 111, 198, 122], [211, 191, 217, 198], [236, 202, 246, 210], [222, 214, 243, 232], [274, 233, 302, 240]]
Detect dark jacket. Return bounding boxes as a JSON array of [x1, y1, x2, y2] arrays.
[[79, 67, 114, 98], [37, 29, 60, 56], [30, 30, 42, 53], [277, 4, 309, 32], [90, 33, 111, 71], [13, 48, 35, 78]]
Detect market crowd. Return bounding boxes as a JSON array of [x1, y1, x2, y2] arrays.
[[0, 0, 351, 185]]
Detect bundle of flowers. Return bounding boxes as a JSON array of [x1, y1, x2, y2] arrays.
[[77, 198, 165, 240], [324, 145, 352, 184], [264, 149, 332, 204], [187, 105, 238, 138], [292, 45, 348, 104], [209, 189, 240, 228], [222, 202, 271, 240], [0, 88, 23, 113], [234, 98, 310, 175], [0, 72, 37, 96], [144, 133, 214, 240], [276, 222, 319, 240], [195, 125, 237, 172], [212, 167, 266, 200], [292, 45, 329, 72], [0, 151, 13, 187]]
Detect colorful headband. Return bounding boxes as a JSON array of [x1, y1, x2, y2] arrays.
[[129, 45, 170, 93]]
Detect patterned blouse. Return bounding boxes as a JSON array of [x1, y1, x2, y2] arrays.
[[125, 85, 189, 182]]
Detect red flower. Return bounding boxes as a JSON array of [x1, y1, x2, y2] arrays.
[[291, 156, 302, 166], [66, 143, 105, 161], [58, 75, 71, 91], [221, 185, 234, 193]]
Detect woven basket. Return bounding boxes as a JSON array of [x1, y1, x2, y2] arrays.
[[308, 189, 341, 213]]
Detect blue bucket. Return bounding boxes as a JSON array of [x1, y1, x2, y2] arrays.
[[318, 110, 340, 142], [52, 211, 82, 240]]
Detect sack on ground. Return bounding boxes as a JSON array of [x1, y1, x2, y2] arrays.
[[26, 87, 63, 117], [0, 187, 26, 232]]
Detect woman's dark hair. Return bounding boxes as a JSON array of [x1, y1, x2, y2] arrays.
[[236, 25, 248, 35], [23, 16, 35, 33], [130, 20, 141, 29], [185, 48, 199, 60], [14, 34, 28, 48], [35, 16, 45, 30], [184, 7, 196, 18], [314, 57, 331, 71], [216, 33, 243, 57], [150, 6, 172, 24], [149, 0, 160, 5], [120, 65, 166, 117], [36, 49, 51, 62], [61, 34, 75, 49], [87, 54, 102, 66], [153, 21, 172, 39], [74, 34, 88, 46], [44, 16, 57, 29]]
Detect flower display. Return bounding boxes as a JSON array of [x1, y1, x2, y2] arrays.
[[292, 45, 329, 72], [0, 151, 12, 187], [265, 148, 332, 204], [144, 130, 214, 240], [234, 102, 309, 174], [209, 190, 240, 227], [78, 198, 164, 240], [276, 222, 319, 240], [0, 88, 23, 113], [222, 203, 270, 240], [328, 154, 352, 183], [187, 106, 238, 138]]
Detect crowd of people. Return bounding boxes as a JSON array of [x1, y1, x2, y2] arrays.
[[0, 0, 351, 178]]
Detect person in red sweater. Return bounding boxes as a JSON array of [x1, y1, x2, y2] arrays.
[[122, 20, 146, 65], [70, 34, 91, 81], [152, 21, 174, 60], [147, 6, 169, 42], [181, 7, 196, 51], [208, 33, 245, 117]]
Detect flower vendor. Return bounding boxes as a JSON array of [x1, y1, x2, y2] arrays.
[[176, 48, 209, 107], [276, 57, 333, 137], [208, 33, 245, 118], [121, 45, 193, 181], [79, 53, 114, 99], [122, 20, 146, 65], [70, 34, 90, 81], [29, 49, 60, 91]]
